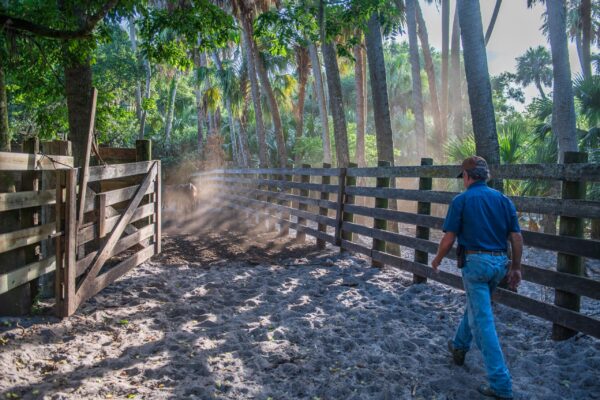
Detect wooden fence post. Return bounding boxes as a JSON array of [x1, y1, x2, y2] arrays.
[[136, 139, 153, 229], [552, 151, 587, 340], [22, 138, 42, 303], [340, 162, 357, 251], [317, 163, 331, 250], [372, 160, 390, 268], [279, 165, 292, 237], [296, 164, 311, 242], [262, 171, 273, 231], [56, 168, 77, 317], [40, 141, 71, 298], [413, 157, 433, 283], [0, 150, 28, 316], [334, 167, 348, 247], [154, 161, 162, 255]]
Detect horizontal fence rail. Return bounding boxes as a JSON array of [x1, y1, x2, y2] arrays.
[[196, 159, 600, 340]]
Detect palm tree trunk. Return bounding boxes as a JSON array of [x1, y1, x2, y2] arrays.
[[0, 65, 8, 151], [457, 0, 501, 169], [546, 0, 578, 161], [294, 46, 310, 165], [365, 12, 395, 165], [308, 43, 332, 164], [139, 59, 151, 140], [319, 0, 350, 167], [128, 18, 143, 131], [240, 15, 268, 167], [484, 0, 502, 46], [164, 72, 179, 148], [450, 3, 463, 138], [406, 0, 427, 158], [211, 51, 239, 165], [238, 117, 250, 167], [353, 40, 366, 167], [416, 1, 443, 154], [251, 38, 287, 167], [580, 0, 592, 79], [193, 49, 205, 154], [535, 77, 547, 100], [441, 0, 450, 144]]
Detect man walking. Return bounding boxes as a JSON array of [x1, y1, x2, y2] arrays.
[[431, 156, 523, 400]]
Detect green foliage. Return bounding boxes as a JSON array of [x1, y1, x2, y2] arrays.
[[139, 1, 236, 68], [574, 75, 600, 128], [515, 46, 552, 97]]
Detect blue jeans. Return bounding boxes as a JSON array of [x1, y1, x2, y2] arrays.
[[453, 253, 512, 398]]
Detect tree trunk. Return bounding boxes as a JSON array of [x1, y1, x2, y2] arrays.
[[353, 40, 367, 167], [64, 57, 93, 167], [319, 0, 349, 167], [406, 0, 427, 158], [294, 46, 310, 165], [580, 0, 592, 79], [484, 0, 502, 46], [212, 51, 239, 165], [441, 0, 450, 144], [128, 18, 143, 129], [139, 59, 151, 140], [309, 43, 332, 164], [458, 0, 501, 170], [450, 3, 463, 138], [535, 77, 547, 100], [164, 72, 178, 148], [194, 49, 205, 154], [238, 116, 250, 167], [546, 0, 578, 161], [0, 65, 8, 151], [251, 37, 287, 167], [416, 1, 443, 154], [365, 12, 395, 165], [240, 16, 268, 167]]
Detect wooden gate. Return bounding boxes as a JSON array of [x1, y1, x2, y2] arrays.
[[56, 160, 161, 317]]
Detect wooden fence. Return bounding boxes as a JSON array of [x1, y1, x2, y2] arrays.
[[0, 139, 161, 317], [193, 152, 600, 341]]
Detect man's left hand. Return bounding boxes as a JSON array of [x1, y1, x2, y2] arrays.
[[431, 257, 441, 271], [506, 268, 521, 291]]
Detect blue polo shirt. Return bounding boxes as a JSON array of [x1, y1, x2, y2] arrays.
[[442, 180, 520, 251]]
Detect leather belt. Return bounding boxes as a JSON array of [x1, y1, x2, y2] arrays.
[[466, 250, 506, 256]]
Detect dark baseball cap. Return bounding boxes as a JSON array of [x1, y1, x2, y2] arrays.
[[457, 155, 489, 179]]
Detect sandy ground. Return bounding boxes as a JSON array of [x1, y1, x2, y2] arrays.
[[1, 208, 599, 400]]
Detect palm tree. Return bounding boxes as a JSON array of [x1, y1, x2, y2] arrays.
[[319, 0, 350, 167], [405, 0, 427, 158], [193, 48, 207, 154], [545, 0, 578, 160], [293, 46, 310, 165], [353, 36, 367, 167], [164, 70, 179, 149], [365, 12, 395, 165], [416, 1, 443, 153], [0, 65, 7, 151], [252, 41, 288, 167], [233, 0, 268, 167], [441, 0, 450, 143], [515, 46, 553, 100], [308, 43, 332, 164], [450, 1, 463, 138], [212, 50, 240, 165], [457, 0, 501, 176], [484, 0, 503, 45]]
